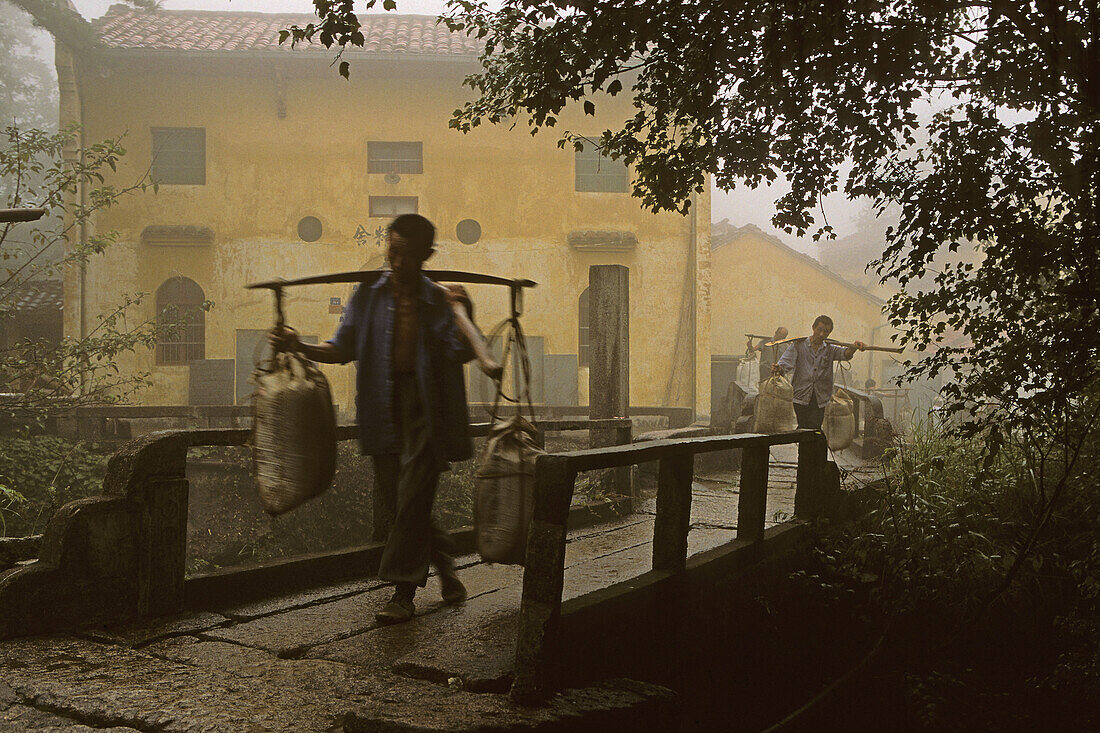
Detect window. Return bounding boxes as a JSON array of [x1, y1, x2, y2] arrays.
[[151, 128, 205, 185], [575, 141, 628, 192], [578, 287, 590, 367], [369, 196, 418, 218], [368, 141, 423, 174], [156, 277, 205, 365]]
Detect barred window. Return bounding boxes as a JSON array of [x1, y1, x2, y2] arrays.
[[368, 141, 423, 174], [151, 128, 205, 185], [156, 277, 205, 365], [575, 141, 628, 193], [578, 287, 590, 368]]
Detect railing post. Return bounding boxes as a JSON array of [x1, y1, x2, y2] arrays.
[[512, 455, 577, 704], [794, 432, 828, 519], [736, 445, 769, 541], [652, 453, 694, 572]]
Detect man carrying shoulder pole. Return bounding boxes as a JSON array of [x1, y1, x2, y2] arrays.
[[270, 214, 480, 624], [772, 315, 866, 430]]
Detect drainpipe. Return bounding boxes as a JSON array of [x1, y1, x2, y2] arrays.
[[689, 191, 697, 422], [78, 92, 87, 347]]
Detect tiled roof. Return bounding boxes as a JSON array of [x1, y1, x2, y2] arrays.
[[8, 281, 63, 314], [93, 6, 481, 56]]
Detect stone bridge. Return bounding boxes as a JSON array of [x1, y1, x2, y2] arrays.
[[0, 414, 884, 731], [0, 264, 891, 730]]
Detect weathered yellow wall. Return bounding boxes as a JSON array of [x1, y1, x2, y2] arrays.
[[709, 229, 893, 388], [68, 56, 708, 412]]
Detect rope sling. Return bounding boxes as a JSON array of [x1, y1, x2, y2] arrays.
[[823, 360, 856, 450], [474, 285, 545, 565]]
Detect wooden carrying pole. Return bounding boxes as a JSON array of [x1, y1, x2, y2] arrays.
[[828, 340, 904, 354], [762, 334, 904, 354], [247, 269, 537, 379]]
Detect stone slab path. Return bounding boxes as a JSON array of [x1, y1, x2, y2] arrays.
[[0, 448, 879, 732]]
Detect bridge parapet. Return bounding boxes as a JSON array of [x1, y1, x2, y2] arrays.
[[0, 418, 632, 639], [512, 429, 832, 703], [0, 430, 190, 638]]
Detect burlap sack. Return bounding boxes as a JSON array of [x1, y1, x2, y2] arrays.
[[475, 415, 544, 565], [823, 388, 856, 450], [754, 374, 797, 433], [251, 351, 337, 515]]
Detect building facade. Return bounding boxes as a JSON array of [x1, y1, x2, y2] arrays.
[[56, 8, 712, 417]]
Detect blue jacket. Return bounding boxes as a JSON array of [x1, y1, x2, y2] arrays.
[[776, 338, 849, 408], [328, 272, 474, 463]]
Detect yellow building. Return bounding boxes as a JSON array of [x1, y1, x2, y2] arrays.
[[709, 221, 892, 397], [54, 7, 711, 417]]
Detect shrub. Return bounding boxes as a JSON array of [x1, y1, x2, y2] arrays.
[[0, 434, 108, 537], [814, 406, 1099, 634]]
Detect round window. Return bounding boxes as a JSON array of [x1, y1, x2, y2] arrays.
[[297, 216, 323, 242], [456, 219, 481, 245]]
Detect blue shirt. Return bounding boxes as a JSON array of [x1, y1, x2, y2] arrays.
[[328, 272, 475, 463], [776, 339, 849, 408]]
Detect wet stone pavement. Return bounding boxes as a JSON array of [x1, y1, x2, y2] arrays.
[[0, 446, 878, 732]]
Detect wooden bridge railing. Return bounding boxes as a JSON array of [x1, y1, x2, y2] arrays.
[[511, 429, 829, 702], [0, 418, 631, 638]]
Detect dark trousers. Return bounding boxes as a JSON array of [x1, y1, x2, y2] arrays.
[[793, 401, 826, 430], [373, 374, 456, 588]]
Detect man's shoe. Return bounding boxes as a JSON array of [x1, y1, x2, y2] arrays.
[[439, 568, 467, 604], [375, 590, 415, 625]]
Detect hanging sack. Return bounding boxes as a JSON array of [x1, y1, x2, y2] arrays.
[[823, 360, 856, 450], [251, 323, 337, 515], [823, 389, 856, 451], [474, 313, 544, 564], [475, 414, 543, 564], [754, 374, 797, 433]]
